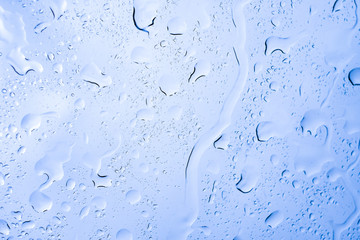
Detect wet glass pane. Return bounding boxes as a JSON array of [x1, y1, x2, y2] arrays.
[[0, 0, 359, 239]]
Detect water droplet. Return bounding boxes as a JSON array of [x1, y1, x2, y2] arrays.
[[79, 206, 90, 219], [348, 68, 360, 85], [255, 121, 278, 142], [254, 62, 263, 74], [7, 48, 43, 75], [0, 172, 5, 186], [61, 201, 71, 212], [29, 190, 53, 212], [270, 154, 279, 166], [133, 0, 159, 33], [158, 74, 180, 96], [136, 108, 154, 121], [126, 190, 141, 205], [326, 168, 342, 182], [269, 81, 279, 91], [81, 63, 112, 88], [66, 178, 76, 190], [271, 17, 280, 27], [50, 0, 68, 19], [213, 134, 229, 150], [167, 17, 187, 35], [116, 228, 133, 240], [91, 172, 112, 188], [188, 60, 211, 83], [21, 114, 42, 133], [17, 146, 26, 154], [0, 219, 10, 235], [265, 210, 284, 228], [91, 196, 107, 210], [74, 98, 86, 109], [47, 52, 55, 61], [236, 166, 259, 193], [292, 180, 300, 189], [22, 220, 35, 230], [131, 46, 151, 64], [265, 32, 306, 55]]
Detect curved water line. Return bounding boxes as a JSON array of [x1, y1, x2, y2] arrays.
[[179, 0, 252, 238]]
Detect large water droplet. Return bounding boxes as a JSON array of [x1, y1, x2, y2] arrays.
[[21, 114, 42, 133], [131, 46, 151, 64], [167, 17, 187, 35], [116, 228, 133, 240], [81, 63, 112, 88], [188, 60, 211, 83], [265, 210, 284, 228], [29, 190, 53, 212], [126, 190, 141, 205], [159, 74, 180, 96], [133, 0, 159, 33], [22, 220, 35, 230], [91, 196, 107, 210], [79, 206, 90, 219], [0, 219, 10, 235], [348, 68, 360, 86], [235, 166, 259, 193], [136, 108, 154, 121]]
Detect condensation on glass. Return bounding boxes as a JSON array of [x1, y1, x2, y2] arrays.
[[0, 0, 359, 239]]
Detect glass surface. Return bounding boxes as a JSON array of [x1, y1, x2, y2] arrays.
[[0, 0, 359, 239]]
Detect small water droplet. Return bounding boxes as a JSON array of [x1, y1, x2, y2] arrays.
[[136, 108, 154, 121]]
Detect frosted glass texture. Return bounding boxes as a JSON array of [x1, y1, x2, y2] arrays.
[[0, 0, 360, 239]]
